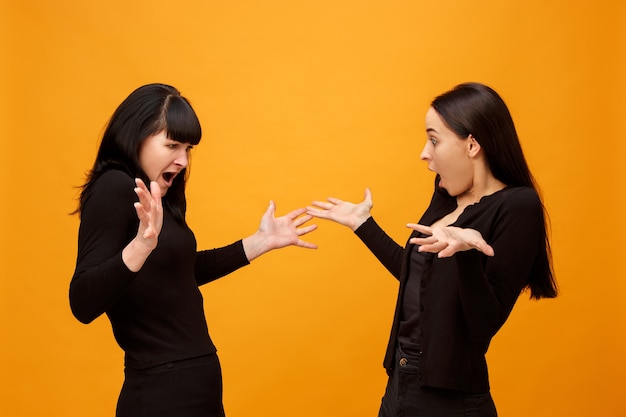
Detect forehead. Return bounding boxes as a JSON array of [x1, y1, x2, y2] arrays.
[[425, 107, 454, 136]]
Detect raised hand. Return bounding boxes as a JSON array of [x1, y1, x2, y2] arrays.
[[306, 188, 373, 231], [122, 179, 163, 272], [133, 178, 163, 250], [407, 223, 494, 258]]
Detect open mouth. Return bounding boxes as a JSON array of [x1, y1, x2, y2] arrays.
[[162, 172, 176, 185]]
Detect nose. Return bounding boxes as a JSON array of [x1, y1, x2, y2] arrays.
[[175, 149, 189, 168], [420, 142, 431, 161]]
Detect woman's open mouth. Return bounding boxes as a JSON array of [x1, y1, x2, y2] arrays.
[[162, 172, 176, 186]]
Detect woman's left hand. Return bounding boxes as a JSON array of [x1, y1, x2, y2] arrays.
[[407, 223, 494, 258], [260, 201, 318, 250], [243, 201, 317, 261]]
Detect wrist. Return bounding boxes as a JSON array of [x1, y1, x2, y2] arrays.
[[351, 214, 372, 231], [242, 231, 270, 262], [122, 238, 154, 272]]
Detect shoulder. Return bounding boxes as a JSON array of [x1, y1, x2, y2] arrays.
[[84, 170, 136, 210], [488, 186, 545, 226], [94, 170, 134, 194], [499, 186, 542, 211], [95, 169, 135, 188]]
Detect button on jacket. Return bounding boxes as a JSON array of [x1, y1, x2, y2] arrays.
[[354, 185, 546, 393]]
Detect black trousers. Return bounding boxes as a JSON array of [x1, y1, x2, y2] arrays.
[[378, 348, 498, 417], [116, 353, 225, 417]]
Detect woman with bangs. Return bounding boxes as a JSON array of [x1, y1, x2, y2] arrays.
[[70, 83, 317, 417], [307, 82, 558, 416]]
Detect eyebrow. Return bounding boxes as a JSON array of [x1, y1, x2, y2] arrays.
[[426, 128, 439, 134]]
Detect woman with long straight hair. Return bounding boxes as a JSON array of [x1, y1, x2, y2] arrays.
[[70, 83, 317, 417], [307, 82, 557, 416]]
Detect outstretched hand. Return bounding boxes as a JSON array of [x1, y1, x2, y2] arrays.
[[306, 188, 373, 231], [243, 201, 317, 262], [133, 178, 163, 250], [407, 223, 494, 258], [259, 200, 318, 250]]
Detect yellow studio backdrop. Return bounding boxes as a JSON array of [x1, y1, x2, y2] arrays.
[[1, 0, 624, 416]]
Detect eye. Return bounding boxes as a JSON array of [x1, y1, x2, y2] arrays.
[[429, 137, 438, 145], [186, 145, 194, 153], [167, 143, 179, 149]]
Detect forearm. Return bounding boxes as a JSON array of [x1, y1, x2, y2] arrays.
[[354, 217, 404, 279], [195, 240, 250, 285]]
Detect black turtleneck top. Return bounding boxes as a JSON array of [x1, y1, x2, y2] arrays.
[[70, 169, 250, 370]]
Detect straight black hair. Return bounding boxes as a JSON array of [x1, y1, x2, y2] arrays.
[[432, 82, 557, 299], [76, 83, 202, 223]]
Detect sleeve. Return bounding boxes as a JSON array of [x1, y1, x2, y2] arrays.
[[69, 171, 139, 324], [455, 188, 545, 342], [194, 240, 250, 286], [354, 217, 405, 280]]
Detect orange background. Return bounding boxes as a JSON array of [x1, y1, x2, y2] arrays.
[[1, 1, 625, 416]]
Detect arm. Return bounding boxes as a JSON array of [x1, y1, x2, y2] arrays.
[[69, 172, 162, 324], [460, 190, 545, 341], [194, 200, 317, 285], [195, 241, 250, 286], [354, 217, 405, 279], [421, 188, 545, 342]]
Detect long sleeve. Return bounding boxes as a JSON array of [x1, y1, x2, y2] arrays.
[[354, 217, 405, 280], [69, 170, 139, 324], [195, 240, 250, 286]]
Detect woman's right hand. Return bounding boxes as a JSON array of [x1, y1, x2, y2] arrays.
[[307, 188, 373, 231], [133, 178, 163, 249], [122, 178, 163, 272]]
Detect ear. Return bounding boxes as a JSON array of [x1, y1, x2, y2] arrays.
[[467, 135, 481, 157]]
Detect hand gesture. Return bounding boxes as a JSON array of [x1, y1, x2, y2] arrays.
[[259, 201, 318, 250], [243, 201, 317, 261], [306, 188, 373, 231], [133, 178, 163, 251], [407, 223, 494, 258]]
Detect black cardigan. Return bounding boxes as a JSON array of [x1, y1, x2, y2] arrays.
[[355, 185, 545, 393]]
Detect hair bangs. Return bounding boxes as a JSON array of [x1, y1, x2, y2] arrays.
[[165, 96, 202, 145]]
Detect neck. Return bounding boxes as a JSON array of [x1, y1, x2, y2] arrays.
[[458, 175, 507, 206]]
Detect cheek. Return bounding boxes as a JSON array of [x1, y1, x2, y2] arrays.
[[138, 153, 152, 174], [139, 152, 162, 179]]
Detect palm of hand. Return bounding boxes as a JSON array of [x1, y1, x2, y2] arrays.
[[259, 213, 299, 248], [134, 179, 163, 249], [257, 201, 317, 250], [307, 188, 373, 230]]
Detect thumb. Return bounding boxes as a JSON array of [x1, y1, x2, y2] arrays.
[[364, 187, 373, 205], [265, 200, 276, 217]]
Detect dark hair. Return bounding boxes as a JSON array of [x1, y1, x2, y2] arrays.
[[432, 82, 557, 299], [76, 83, 202, 222]]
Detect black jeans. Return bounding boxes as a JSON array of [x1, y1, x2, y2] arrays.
[[117, 353, 225, 417], [378, 348, 497, 417]]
